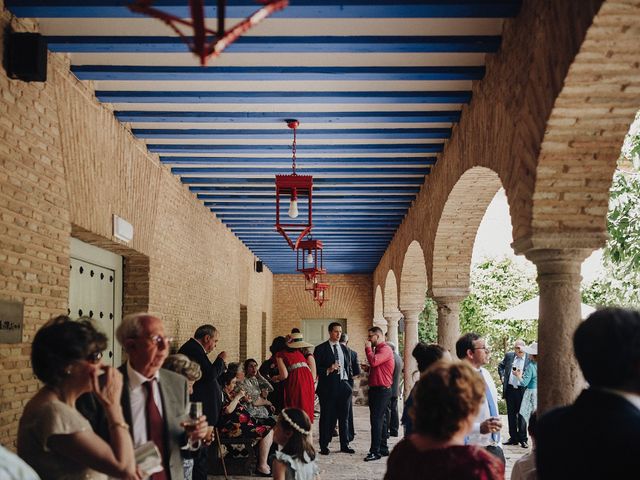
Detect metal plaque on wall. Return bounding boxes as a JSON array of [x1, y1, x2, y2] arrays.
[[0, 299, 23, 343]]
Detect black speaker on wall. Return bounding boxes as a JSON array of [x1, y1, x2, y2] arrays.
[[255, 260, 263, 273], [5, 32, 48, 82]]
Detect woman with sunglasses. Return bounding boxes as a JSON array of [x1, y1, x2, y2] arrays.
[[18, 316, 138, 480]]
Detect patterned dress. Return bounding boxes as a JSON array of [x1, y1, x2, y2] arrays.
[[218, 392, 275, 441]]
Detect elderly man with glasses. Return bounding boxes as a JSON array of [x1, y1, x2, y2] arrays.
[[79, 313, 209, 480]]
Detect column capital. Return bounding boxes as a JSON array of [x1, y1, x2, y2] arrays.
[[429, 287, 470, 300], [512, 232, 605, 261], [383, 311, 403, 322], [399, 307, 422, 321]]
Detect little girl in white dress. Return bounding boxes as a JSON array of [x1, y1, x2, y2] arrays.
[[272, 408, 319, 480]]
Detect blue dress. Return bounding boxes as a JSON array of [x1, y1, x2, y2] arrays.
[[518, 361, 537, 422]]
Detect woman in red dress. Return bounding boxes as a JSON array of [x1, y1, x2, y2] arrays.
[[275, 333, 316, 423]]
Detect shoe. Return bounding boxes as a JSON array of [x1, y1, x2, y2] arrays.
[[320, 447, 330, 455], [504, 438, 518, 445], [520, 441, 529, 448], [254, 469, 271, 477], [380, 450, 390, 457], [364, 453, 381, 462], [340, 446, 355, 454]]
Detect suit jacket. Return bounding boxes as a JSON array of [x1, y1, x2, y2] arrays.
[[314, 340, 352, 398], [348, 348, 361, 387], [77, 365, 188, 480], [390, 352, 404, 397], [497, 351, 531, 397], [537, 388, 640, 478], [178, 337, 226, 425]]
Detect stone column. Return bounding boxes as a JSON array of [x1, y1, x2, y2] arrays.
[[384, 311, 402, 347], [432, 289, 468, 355], [399, 307, 421, 396], [514, 234, 603, 414]]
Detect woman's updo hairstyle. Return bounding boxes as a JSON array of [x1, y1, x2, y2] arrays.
[[411, 360, 485, 441], [31, 315, 107, 387]]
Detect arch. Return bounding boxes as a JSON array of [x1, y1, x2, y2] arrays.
[[383, 269, 399, 316], [431, 167, 504, 296], [399, 240, 427, 311]]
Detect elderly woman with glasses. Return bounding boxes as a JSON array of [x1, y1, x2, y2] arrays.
[[18, 316, 138, 480]]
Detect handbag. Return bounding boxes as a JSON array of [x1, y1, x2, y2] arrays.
[[485, 444, 506, 464]]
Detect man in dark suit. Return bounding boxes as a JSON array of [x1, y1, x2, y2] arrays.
[[340, 333, 361, 442], [497, 339, 531, 447], [178, 324, 227, 480], [314, 322, 355, 455], [537, 308, 640, 478], [385, 341, 404, 437], [78, 313, 208, 480]]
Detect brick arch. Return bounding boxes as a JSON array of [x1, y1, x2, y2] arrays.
[[383, 269, 399, 316], [430, 167, 504, 295], [525, 0, 639, 245], [374, 284, 383, 320], [399, 240, 427, 311]]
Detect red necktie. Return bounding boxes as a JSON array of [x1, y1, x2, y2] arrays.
[[143, 379, 168, 480]]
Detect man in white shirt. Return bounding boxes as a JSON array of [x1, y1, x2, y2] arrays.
[[456, 332, 504, 463], [498, 339, 531, 447]]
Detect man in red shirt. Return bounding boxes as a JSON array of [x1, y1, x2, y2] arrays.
[[364, 326, 395, 461]]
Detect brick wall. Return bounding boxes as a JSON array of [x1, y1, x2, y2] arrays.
[[0, 8, 272, 446], [272, 274, 373, 359]]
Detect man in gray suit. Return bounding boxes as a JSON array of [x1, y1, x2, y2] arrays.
[[79, 313, 208, 480], [498, 339, 531, 447]]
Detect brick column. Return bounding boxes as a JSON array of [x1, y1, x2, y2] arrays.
[[514, 234, 603, 413], [399, 308, 421, 396], [384, 311, 402, 346], [432, 289, 468, 354]]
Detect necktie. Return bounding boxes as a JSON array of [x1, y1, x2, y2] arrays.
[[332, 344, 341, 377], [482, 370, 500, 444], [143, 379, 168, 480]]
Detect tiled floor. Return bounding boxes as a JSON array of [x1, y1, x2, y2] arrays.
[[210, 406, 529, 479]]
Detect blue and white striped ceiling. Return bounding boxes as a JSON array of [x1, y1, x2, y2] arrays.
[[7, 1, 521, 274]]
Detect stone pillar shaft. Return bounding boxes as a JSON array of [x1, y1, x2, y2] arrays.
[[433, 296, 464, 355], [527, 248, 590, 413], [400, 308, 421, 396], [384, 311, 402, 347]]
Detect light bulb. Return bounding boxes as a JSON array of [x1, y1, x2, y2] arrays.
[[288, 197, 299, 218], [318, 290, 324, 299], [313, 276, 318, 284], [306, 251, 314, 264]]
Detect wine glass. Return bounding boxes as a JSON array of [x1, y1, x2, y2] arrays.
[[182, 401, 203, 451]]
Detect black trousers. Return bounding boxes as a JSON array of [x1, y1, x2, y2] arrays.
[[319, 380, 352, 449], [368, 386, 392, 455], [505, 384, 528, 441], [385, 395, 399, 436], [192, 447, 208, 480]]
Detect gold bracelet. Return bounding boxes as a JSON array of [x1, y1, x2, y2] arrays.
[[109, 421, 130, 431]]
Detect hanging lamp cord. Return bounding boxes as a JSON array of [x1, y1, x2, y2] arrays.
[[291, 125, 297, 175]]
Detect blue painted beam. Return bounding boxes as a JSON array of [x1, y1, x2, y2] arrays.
[[162, 157, 437, 166], [136, 128, 451, 140], [173, 167, 429, 175], [46, 35, 500, 53], [119, 110, 460, 123], [206, 202, 411, 207], [184, 178, 423, 186], [191, 187, 421, 194], [72, 65, 485, 81], [196, 193, 417, 199], [7, 1, 522, 19], [109, 94, 468, 107], [150, 144, 443, 154]]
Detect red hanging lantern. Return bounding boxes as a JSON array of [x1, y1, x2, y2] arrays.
[[275, 120, 313, 250], [128, 0, 288, 66], [297, 239, 325, 280], [312, 281, 330, 307]]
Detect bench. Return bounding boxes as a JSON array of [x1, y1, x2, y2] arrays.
[[208, 429, 257, 478]]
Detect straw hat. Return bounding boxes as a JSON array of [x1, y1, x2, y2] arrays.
[[287, 332, 314, 349], [522, 342, 538, 355]]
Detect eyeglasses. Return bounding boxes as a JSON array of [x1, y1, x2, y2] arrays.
[[473, 346, 490, 352], [86, 351, 104, 363], [140, 334, 174, 347]]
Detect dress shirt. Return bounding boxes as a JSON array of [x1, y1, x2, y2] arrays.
[[467, 366, 502, 447], [329, 340, 348, 380], [509, 355, 525, 387], [127, 362, 164, 447], [365, 341, 394, 388], [602, 388, 640, 412]]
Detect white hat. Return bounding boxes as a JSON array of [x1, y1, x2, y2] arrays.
[[522, 342, 538, 355]]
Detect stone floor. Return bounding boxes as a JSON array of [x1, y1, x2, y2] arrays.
[[210, 406, 529, 479]]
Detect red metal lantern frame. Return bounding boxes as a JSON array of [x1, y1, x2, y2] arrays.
[[312, 281, 330, 306], [275, 120, 313, 250], [297, 239, 325, 280], [128, 0, 288, 66]]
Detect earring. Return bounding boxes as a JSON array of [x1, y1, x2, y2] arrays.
[[64, 368, 72, 375]]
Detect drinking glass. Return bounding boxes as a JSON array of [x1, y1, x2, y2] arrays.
[[182, 401, 203, 451]]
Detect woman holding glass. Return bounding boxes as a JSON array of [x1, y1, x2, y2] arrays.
[[18, 316, 138, 480], [239, 358, 275, 420]]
